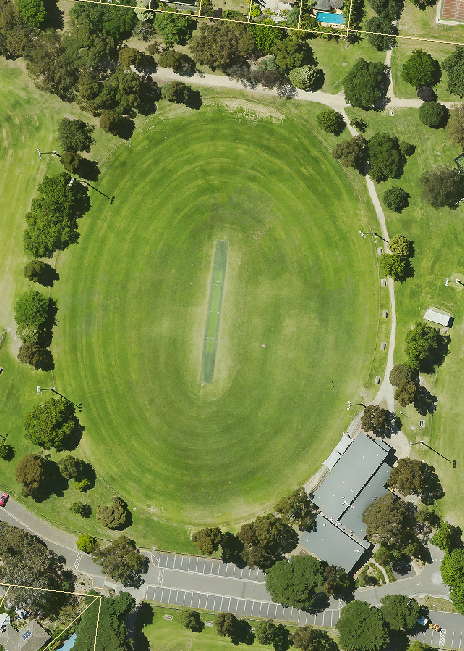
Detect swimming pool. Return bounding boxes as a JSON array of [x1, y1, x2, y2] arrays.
[[316, 11, 346, 23]]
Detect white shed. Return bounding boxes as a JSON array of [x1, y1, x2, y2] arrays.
[[424, 308, 452, 327]]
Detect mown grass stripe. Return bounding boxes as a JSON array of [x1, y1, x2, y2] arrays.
[[200, 240, 228, 383]]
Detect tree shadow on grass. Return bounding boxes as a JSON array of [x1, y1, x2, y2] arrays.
[[116, 117, 135, 140], [231, 619, 254, 645], [133, 603, 153, 651], [78, 158, 100, 182]]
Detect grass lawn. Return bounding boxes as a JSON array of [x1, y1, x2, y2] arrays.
[[398, 0, 464, 43], [137, 604, 304, 650], [346, 104, 464, 527], [0, 56, 382, 551]]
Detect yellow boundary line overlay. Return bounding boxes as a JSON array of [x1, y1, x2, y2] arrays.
[[297, 0, 304, 31], [69, 0, 464, 47], [0, 583, 103, 651]]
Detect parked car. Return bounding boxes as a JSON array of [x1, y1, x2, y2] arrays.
[[0, 493, 9, 507]]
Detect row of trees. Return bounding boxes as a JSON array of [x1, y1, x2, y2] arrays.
[[76, 534, 147, 586], [15, 287, 55, 370], [380, 233, 414, 282]]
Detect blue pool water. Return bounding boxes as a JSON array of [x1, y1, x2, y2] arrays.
[[316, 11, 346, 23], [59, 633, 77, 650]]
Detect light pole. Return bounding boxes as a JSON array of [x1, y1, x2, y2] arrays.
[[359, 230, 388, 243], [37, 149, 60, 160], [71, 177, 113, 203], [411, 440, 456, 468], [36, 387, 82, 412]]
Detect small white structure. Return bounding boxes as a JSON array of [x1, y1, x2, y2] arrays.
[[424, 308, 452, 327], [0, 613, 10, 630], [323, 450, 341, 470]]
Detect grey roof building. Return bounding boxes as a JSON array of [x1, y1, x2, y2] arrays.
[[300, 432, 392, 572], [0, 621, 50, 651]]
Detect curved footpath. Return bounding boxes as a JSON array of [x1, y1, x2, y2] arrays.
[[2, 53, 462, 645]]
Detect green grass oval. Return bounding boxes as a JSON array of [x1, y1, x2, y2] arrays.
[[54, 102, 379, 533]]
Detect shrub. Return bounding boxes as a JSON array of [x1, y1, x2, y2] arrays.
[[24, 260, 51, 283], [417, 85, 437, 102], [192, 527, 222, 555], [161, 81, 190, 104], [388, 234, 413, 257], [419, 101, 448, 128], [15, 453, 49, 499], [70, 502, 91, 517], [384, 187, 409, 212], [59, 455, 85, 480], [97, 496, 129, 529], [316, 109, 345, 135], [76, 534, 99, 553], [17, 343, 48, 369], [0, 443, 12, 460], [447, 103, 464, 147], [178, 609, 202, 631], [289, 65, 321, 91], [77, 478, 91, 492], [332, 135, 367, 171]]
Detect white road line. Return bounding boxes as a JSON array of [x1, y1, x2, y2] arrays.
[[74, 553, 82, 570], [330, 611, 334, 627]]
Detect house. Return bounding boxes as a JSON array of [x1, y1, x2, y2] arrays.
[[0, 620, 50, 651], [423, 308, 452, 328], [299, 433, 392, 572]]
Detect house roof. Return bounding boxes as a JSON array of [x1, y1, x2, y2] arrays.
[[424, 308, 451, 327], [314, 0, 332, 9], [312, 433, 388, 521], [299, 515, 368, 572], [0, 620, 50, 651], [339, 462, 391, 538]]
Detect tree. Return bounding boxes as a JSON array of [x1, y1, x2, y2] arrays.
[[332, 135, 367, 172], [255, 619, 278, 645], [275, 487, 317, 532], [15, 453, 49, 499], [161, 80, 190, 104], [317, 109, 345, 135], [289, 64, 321, 91], [70, 502, 91, 517], [191, 22, 254, 70], [15, 288, 49, 332], [97, 496, 130, 529], [70, 2, 137, 41], [76, 534, 99, 553], [379, 254, 408, 282], [417, 85, 437, 102], [405, 321, 441, 369], [361, 404, 389, 434], [23, 172, 89, 258], [77, 477, 92, 492], [250, 21, 283, 55], [441, 548, 464, 613], [343, 58, 384, 109], [292, 626, 336, 651], [368, 133, 403, 182], [389, 363, 416, 386], [432, 521, 462, 552], [158, 49, 194, 73], [192, 527, 223, 555], [0, 443, 12, 460], [61, 151, 82, 174], [57, 118, 94, 154], [73, 592, 135, 651], [367, 0, 403, 20], [365, 17, 395, 51], [384, 186, 409, 212], [388, 234, 413, 257], [337, 601, 390, 651], [178, 609, 202, 631], [443, 46, 464, 97], [216, 612, 238, 637], [100, 109, 121, 135], [362, 493, 417, 548], [419, 101, 448, 127], [265, 555, 328, 611], [59, 455, 85, 480], [238, 514, 298, 569], [272, 36, 313, 75], [394, 379, 417, 406], [420, 165, 464, 208], [321, 564, 351, 598], [118, 46, 142, 69], [402, 49, 441, 88], [24, 259, 54, 284], [17, 0, 45, 27], [154, 10, 196, 47], [447, 103, 464, 147], [0, 522, 72, 613], [380, 594, 420, 631], [93, 536, 146, 586], [17, 343, 49, 369], [23, 397, 79, 451]]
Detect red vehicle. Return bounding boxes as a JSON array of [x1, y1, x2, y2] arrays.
[[0, 493, 9, 507]]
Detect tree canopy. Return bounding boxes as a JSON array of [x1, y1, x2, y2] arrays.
[[332, 135, 367, 172], [419, 101, 448, 128], [389, 362, 416, 386], [443, 46, 464, 97], [379, 253, 409, 282], [15, 288, 49, 343], [289, 64, 321, 91], [402, 49, 441, 88], [238, 514, 298, 569], [23, 172, 90, 258], [192, 527, 223, 555], [441, 548, 464, 613], [272, 36, 313, 74], [368, 133, 404, 182], [97, 496, 130, 529], [386, 458, 426, 496], [190, 22, 254, 70], [23, 396, 79, 450], [343, 58, 384, 109], [0, 522, 72, 612], [93, 536, 146, 586], [57, 118, 94, 154], [447, 103, 464, 148], [178, 609, 202, 631], [275, 487, 317, 532], [389, 234, 414, 257], [17, 0, 45, 27], [265, 555, 329, 611], [432, 521, 462, 553], [362, 493, 418, 549], [70, 2, 137, 41], [74, 592, 135, 651], [420, 166, 464, 208], [379, 594, 420, 631], [154, 10, 196, 47], [292, 625, 337, 651], [317, 109, 345, 135], [365, 17, 395, 51], [337, 601, 390, 651], [15, 453, 50, 499], [405, 321, 441, 369], [361, 404, 389, 434]]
